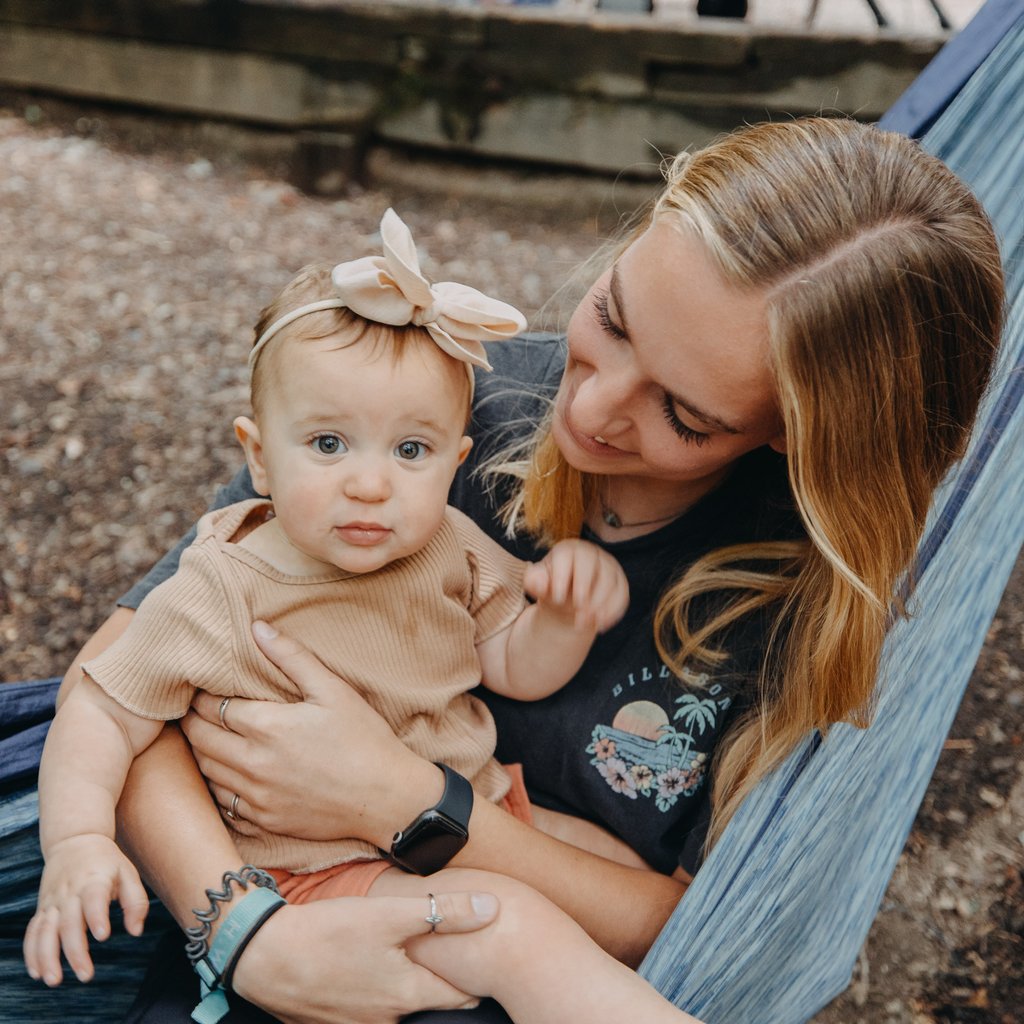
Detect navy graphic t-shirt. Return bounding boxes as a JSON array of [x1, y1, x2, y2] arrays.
[[453, 335, 803, 877], [121, 334, 803, 879]]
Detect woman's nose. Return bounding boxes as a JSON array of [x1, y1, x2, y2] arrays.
[[575, 367, 640, 435]]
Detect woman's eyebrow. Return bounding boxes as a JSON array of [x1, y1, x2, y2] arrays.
[[610, 265, 743, 435]]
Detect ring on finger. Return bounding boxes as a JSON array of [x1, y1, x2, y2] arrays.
[[218, 697, 233, 732], [425, 893, 444, 932], [225, 793, 241, 821]]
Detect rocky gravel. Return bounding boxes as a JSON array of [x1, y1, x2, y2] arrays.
[[1, 96, 1020, 1023]]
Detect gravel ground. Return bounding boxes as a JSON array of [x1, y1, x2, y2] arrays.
[[1, 96, 1020, 1023]]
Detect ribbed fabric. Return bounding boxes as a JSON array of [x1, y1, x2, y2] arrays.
[[639, 18, 1024, 1024], [84, 500, 525, 873]]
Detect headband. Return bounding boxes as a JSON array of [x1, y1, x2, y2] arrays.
[[248, 208, 527, 375]]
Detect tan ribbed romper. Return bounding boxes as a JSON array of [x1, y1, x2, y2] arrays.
[[84, 499, 527, 874]]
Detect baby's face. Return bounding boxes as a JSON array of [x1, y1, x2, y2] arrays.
[[249, 333, 471, 575]]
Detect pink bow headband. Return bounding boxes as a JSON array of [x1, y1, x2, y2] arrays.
[[248, 208, 527, 376]]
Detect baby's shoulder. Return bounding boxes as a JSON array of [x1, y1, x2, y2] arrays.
[[194, 498, 274, 544]]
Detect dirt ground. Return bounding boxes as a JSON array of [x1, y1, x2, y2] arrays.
[[0, 95, 1020, 1023]]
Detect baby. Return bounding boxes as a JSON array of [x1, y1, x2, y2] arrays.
[[25, 209, 628, 988]]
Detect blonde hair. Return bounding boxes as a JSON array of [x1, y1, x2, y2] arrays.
[[250, 263, 472, 422], [510, 118, 1004, 850]]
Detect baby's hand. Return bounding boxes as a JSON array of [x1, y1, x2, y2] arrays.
[[523, 539, 629, 634], [24, 834, 149, 986]]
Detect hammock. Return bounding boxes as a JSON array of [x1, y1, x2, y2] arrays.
[[639, 6, 1024, 1021]]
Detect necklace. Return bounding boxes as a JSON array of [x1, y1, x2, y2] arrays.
[[599, 500, 684, 530]]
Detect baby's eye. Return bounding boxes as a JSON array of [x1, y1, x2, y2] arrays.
[[395, 440, 427, 461], [311, 434, 345, 455]]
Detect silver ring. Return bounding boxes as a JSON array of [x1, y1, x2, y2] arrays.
[[218, 697, 233, 732], [425, 893, 443, 932], [225, 793, 240, 821]]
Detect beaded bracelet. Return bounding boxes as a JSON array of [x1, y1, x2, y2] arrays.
[[186, 866, 287, 1024]]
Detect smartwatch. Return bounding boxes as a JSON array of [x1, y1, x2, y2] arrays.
[[386, 763, 473, 875]]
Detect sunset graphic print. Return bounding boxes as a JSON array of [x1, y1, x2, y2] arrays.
[[585, 671, 733, 812]]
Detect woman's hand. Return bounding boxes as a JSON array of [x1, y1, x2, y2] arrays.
[[231, 891, 499, 1024], [182, 620, 444, 848], [186, 622, 686, 967]]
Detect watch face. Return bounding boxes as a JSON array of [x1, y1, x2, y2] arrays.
[[392, 810, 469, 874]]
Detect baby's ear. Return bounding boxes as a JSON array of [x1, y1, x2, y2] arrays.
[[457, 435, 473, 465], [233, 416, 271, 495]]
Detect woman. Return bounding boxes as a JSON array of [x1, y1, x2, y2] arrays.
[[49, 116, 1004, 1024]]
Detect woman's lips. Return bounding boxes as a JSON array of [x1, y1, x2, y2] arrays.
[[336, 523, 391, 546], [561, 412, 627, 458]]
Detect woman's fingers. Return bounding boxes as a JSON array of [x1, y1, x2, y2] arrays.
[[251, 620, 339, 704], [181, 709, 251, 781], [230, 895, 497, 1024], [185, 621, 437, 843], [190, 690, 249, 734], [406, 891, 500, 937], [204, 780, 248, 821]]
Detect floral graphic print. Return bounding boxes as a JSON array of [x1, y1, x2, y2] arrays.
[[586, 682, 730, 812]]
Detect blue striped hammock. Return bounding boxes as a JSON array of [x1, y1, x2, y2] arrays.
[[640, 6, 1024, 1021]]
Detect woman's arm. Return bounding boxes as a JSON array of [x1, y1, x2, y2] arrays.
[[186, 622, 687, 969]]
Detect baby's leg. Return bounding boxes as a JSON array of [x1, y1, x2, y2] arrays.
[[368, 867, 698, 1024]]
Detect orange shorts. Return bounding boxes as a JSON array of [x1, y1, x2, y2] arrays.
[[267, 764, 532, 904]]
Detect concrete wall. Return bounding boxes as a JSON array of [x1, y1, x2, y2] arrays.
[[0, 1, 945, 188]]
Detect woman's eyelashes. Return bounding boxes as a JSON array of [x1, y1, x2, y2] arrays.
[[661, 394, 710, 446], [593, 283, 710, 447], [591, 288, 628, 340]]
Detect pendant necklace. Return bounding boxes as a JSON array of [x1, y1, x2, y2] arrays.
[[598, 499, 685, 531]]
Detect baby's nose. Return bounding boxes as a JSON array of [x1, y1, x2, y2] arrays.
[[343, 465, 391, 502]]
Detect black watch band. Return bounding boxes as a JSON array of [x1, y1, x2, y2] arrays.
[[386, 763, 473, 876]]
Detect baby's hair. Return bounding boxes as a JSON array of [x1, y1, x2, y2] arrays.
[[249, 263, 472, 425]]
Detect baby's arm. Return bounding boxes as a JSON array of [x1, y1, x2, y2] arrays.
[[24, 677, 164, 985], [529, 805, 654, 871], [477, 539, 628, 700]]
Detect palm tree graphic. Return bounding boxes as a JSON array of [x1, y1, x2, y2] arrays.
[[655, 693, 720, 763]]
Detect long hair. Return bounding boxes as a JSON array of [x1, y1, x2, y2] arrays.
[[511, 118, 1004, 849]]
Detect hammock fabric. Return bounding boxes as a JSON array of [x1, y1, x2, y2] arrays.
[[639, 7, 1024, 1021]]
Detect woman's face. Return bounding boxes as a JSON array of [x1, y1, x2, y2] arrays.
[[553, 220, 786, 502]]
